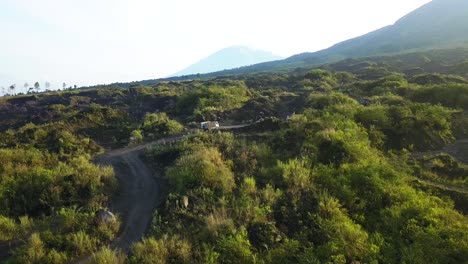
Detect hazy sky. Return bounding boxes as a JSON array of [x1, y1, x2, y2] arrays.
[[0, 0, 431, 91]]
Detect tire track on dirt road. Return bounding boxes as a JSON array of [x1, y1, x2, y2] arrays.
[[105, 152, 159, 254]]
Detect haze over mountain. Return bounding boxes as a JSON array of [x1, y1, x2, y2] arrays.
[[189, 0, 468, 76], [172, 46, 283, 76]]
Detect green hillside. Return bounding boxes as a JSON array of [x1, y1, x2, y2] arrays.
[[122, 0, 468, 85], [1, 49, 468, 263], [244, 0, 468, 74], [1, 1, 468, 262]]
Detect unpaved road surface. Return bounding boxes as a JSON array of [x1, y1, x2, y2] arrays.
[[412, 139, 468, 164], [0, 240, 22, 263], [94, 126, 252, 254], [412, 139, 468, 196], [445, 139, 468, 164], [100, 152, 159, 253]]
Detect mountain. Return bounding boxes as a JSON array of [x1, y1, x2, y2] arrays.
[[172, 46, 283, 76], [205, 0, 468, 75], [113, 0, 468, 87]]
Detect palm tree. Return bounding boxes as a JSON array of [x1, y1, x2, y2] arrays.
[[34, 82, 40, 93], [9, 84, 16, 95]]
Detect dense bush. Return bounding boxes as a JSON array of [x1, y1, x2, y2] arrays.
[[141, 112, 183, 140], [176, 81, 252, 120]]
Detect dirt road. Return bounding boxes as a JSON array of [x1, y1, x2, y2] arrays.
[[412, 138, 468, 198], [94, 126, 253, 254], [100, 152, 159, 254], [445, 139, 468, 164], [412, 139, 468, 164]]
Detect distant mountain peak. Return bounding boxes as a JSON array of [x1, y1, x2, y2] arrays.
[[197, 0, 468, 76], [172, 46, 283, 76]]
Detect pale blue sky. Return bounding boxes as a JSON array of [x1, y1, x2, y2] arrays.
[[0, 0, 431, 92]]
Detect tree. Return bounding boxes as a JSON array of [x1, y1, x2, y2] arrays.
[[141, 112, 183, 139], [45, 82, 51, 90], [34, 82, 40, 93], [130, 130, 143, 144], [216, 231, 255, 264], [9, 84, 16, 95], [63, 83, 67, 90], [24, 83, 29, 90], [166, 147, 235, 194]]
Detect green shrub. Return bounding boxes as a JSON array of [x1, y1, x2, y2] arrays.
[[166, 147, 235, 194], [141, 112, 183, 139], [90, 247, 126, 264], [0, 215, 17, 241], [130, 236, 192, 264], [68, 231, 97, 255]]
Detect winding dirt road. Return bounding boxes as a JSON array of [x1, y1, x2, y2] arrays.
[[101, 126, 251, 250], [99, 152, 159, 254]]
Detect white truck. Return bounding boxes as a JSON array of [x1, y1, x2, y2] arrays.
[[200, 121, 220, 131]]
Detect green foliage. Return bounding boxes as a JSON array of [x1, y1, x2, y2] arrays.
[[278, 159, 313, 195], [216, 230, 255, 264], [68, 231, 98, 255], [89, 247, 126, 264], [410, 73, 467, 85], [144, 106, 467, 264], [301, 69, 338, 91], [355, 103, 454, 150], [2, 49, 468, 263], [0, 123, 102, 158], [0, 215, 18, 241], [408, 84, 468, 110], [10, 233, 46, 264], [166, 147, 235, 195], [141, 112, 183, 140], [307, 92, 357, 110], [130, 129, 143, 144], [380, 193, 468, 263], [0, 95, 119, 262], [129, 236, 192, 264], [416, 153, 468, 188], [0, 148, 115, 217], [316, 193, 376, 262], [176, 81, 252, 120]]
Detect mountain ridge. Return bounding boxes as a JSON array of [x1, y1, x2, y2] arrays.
[[113, 0, 468, 86], [273, 0, 468, 69], [172, 46, 283, 76]]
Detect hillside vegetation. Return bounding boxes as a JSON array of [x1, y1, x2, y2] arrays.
[[0, 50, 467, 263]]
